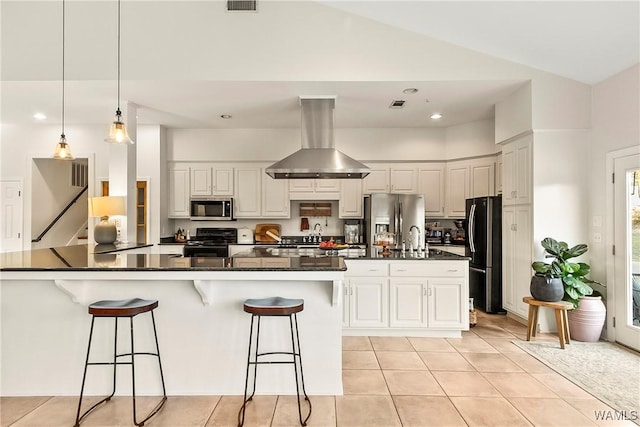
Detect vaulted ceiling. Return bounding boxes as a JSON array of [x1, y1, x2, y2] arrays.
[[1, 1, 637, 130]]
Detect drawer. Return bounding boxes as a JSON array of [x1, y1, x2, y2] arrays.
[[389, 261, 466, 277], [344, 260, 388, 277]]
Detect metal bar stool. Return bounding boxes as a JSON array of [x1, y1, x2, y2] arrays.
[[238, 296, 312, 427], [75, 298, 167, 427]]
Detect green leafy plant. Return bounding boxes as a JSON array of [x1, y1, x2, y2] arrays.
[[531, 237, 595, 308]]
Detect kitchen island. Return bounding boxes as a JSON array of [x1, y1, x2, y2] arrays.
[[0, 245, 346, 397], [1, 244, 469, 397]]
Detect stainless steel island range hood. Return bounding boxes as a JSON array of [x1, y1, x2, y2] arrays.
[[265, 97, 370, 179]]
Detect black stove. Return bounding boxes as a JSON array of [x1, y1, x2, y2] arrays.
[[183, 228, 237, 257]]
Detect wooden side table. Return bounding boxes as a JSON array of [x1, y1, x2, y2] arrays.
[[523, 296, 574, 349]]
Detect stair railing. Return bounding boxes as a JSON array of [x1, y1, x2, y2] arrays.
[[32, 185, 88, 243]]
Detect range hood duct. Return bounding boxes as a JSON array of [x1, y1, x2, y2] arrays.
[[265, 98, 370, 179]]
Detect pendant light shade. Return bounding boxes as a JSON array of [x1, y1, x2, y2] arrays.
[[53, 135, 73, 160], [105, 0, 134, 145], [105, 108, 134, 144], [53, 0, 73, 160]]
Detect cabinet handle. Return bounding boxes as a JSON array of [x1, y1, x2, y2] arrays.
[[447, 269, 458, 272], [423, 287, 427, 296], [428, 288, 432, 297], [369, 269, 380, 272], [396, 269, 407, 272]]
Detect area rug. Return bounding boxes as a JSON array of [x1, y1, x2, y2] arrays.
[[513, 340, 640, 421]]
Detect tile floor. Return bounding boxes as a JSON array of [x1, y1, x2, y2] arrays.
[[1, 312, 635, 427]]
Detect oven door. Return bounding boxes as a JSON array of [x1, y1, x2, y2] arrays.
[[183, 244, 229, 257]]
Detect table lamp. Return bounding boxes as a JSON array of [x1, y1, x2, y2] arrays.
[[88, 196, 125, 244]]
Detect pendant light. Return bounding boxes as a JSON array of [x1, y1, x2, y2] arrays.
[[53, 0, 73, 160], [104, 0, 134, 144]]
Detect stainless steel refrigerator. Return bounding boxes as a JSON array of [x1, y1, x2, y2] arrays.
[[364, 194, 425, 250], [465, 195, 505, 314]]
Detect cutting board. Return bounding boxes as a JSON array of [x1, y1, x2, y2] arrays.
[[255, 223, 281, 243]]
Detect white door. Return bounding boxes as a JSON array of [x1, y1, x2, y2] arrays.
[[0, 181, 23, 252], [613, 153, 640, 350]]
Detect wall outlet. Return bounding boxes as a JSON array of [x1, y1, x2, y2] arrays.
[[593, 232, 602, 243], [592, 215, 602, 227], [114, 218, 122, 227]]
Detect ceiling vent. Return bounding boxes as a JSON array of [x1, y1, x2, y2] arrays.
[[227, 0, 257, 12], [389, 100, 405, 109]]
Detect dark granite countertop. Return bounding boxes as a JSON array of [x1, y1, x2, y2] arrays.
[[1, 242, 467, 272], [0, 244, 346, 271]]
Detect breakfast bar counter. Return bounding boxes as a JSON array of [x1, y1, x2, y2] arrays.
[[0, 245, 345, 397]]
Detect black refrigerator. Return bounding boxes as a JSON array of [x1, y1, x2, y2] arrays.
[[465, 195, 505, 314]]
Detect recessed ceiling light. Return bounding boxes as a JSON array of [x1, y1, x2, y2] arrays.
[[402, 88, 418, 94], [430, 113, 443, 119], [33, 113, 47, 120], [220, 114, 232, 119]]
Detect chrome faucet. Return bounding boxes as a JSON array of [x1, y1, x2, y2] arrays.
[[409, 225, 421, 252], [313, 223, 323, 236]]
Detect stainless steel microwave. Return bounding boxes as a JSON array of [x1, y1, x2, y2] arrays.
[[190, 198, 234, 221]]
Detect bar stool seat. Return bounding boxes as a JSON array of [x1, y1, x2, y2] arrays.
[[75, 298, 167, 427], [238, 296, 311, 426], [523, 296, 574, 349]]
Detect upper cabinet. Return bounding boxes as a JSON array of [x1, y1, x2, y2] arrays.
[[469, 157, 496, 199], [444, 161, 469, 218], [235, 165, 290, 219], [289, 179, 340, 200], [168, 164, 190, 218], [190, 164, 233, 197], [444, 156, 497, 218], [418, 164, 445, 217], [262, 173, 290, 218], [339, 180, 364, 218], [502, 135, 531, 205], [363, 164, 418, 194]]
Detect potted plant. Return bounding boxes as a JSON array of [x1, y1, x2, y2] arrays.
[[531, 237, 594, 306], [531, 237, 606, 341]]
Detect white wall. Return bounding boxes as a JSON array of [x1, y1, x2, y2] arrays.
[[495, 82, 532, 143], [532, 131, 590, 260], [590, 64, 640, 282], [445, 119, 498, 159], [167, 124, 496, 163]]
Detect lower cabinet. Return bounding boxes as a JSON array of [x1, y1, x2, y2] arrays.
[[344, 260, 468, 333], [344, 277, 389, 328], [502, 204, 532, 318]]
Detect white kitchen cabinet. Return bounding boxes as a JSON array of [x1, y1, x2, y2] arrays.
[[168, 164, 190, 218], [502, 135, 531, 205], [344, 260, 468, 333], [445, 161, 469, 218], [469, 158, 495, 198], [418, 164, 445, 217], [262, 174, 290, 218], [234, 167, 262, 218], [362, 167, 390, 193], [343, 261, 388, 328], [190, 165, 234, 197], [339, 180, 363, 218], [428, 279, 466, 329], [289, 179, 340, 200], [502, 204, 532, 317], [389, 262, 467, 330], [389, 278, 427, 327], [363, 164, 418, 194], [235, 166, 290, 218], [390, 166, 418, 193], [346, 278, 389, 328]]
